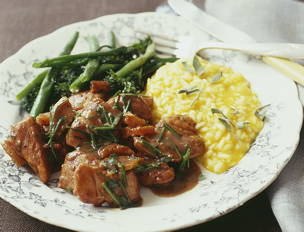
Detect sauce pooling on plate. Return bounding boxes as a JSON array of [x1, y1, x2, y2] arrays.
[[149, 161, 201, 197]]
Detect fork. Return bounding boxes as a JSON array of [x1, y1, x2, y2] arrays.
[[137, 30, 304, 59], [136, 31, 304, 86]]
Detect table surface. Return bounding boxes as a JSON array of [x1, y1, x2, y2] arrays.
[[0, 0, 282, 231]]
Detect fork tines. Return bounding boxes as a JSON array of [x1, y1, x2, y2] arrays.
[[136, 30, 177, 57]]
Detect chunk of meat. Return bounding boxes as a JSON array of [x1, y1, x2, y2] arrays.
[[76, 170, 142, 207], [133, 115, 205, 161], [158, 115, 205, 159], [122, 126, 155, 138], [65, 117, 89, 148], [116, 156, 142, 171], [138, 163, 175, 186], [1, 117, 50, 183], [133, 136, 181, 161], [121, 112, 155, 138], [74, 164, 113, 205], [98, 144, 135, 159], [122, 112, 146, 128], [58, 149, 141, 207], [69, 91, 104, 111], [36, 97, 75, 139], [66, 97, 120, 148], [58, 149, 101, 191], [90, 80, 110, 93], [162, 115, 197, 136], [107, 96, 153, 121], [130, 96, 153, 121], [51, 97, 75, 139], [133, 136, 159, 158]]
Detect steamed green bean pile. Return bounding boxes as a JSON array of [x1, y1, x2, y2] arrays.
[[17, 31, 177, 117]]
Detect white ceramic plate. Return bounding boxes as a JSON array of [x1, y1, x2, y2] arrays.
[[0, 13, 302, 232]]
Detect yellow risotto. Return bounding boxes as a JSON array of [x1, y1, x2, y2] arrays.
[[145, 58, 264, 174]]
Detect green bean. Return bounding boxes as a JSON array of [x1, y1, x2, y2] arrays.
[[69, 36, 100, 93], [60, 31, 79, 56], [155, 56, 178, 63], [16, 32, 79, 101], [69, 59, 99, 93], [30, 69, 57, 117], [143, 56, 178, 76], [115, 43, 155, 78], [32, 47, 127, 68], [86, 35, 100, 52], [61, 58, 88, 67], [110, 31, 117, 49], [94, 64, 121, 76], [29, 32, 79, 116], [16, 70, 48, 101]]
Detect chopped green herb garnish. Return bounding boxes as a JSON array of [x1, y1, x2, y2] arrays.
[[47, 117, 65, 145], [172, 144, 182, 158], [98, 105, 122, 127], [97, 105, 111, 125], [256, 104, 271, 111], [210, 72, 222, 83], [218, 117, 232, 131], [230, 107, 240, 115], [92, 126, 115, 131], [164, 122, 181, 138], [103, 179, 134, 209], [193, 56, 205, 76], [119, 164, 127, 187], [157, 127, 166, 143], [102, 181, 122, 207], [178, 87, 200, 95], [120, 93, 143, 97], [118, 164, 130, 201], [113, 96, 121, 110], [211, 108, 228, 119], [88, 130, 99, 150], [123, 99, 131, 114], [179, 147, 191, 170], [141, 138, 162, 157], [112, 113, 123, 127], [255, 104, 270, 121], [212, 108, 235, 130], [46, 115, 66, 163], [191, 89, 202, 106], [94, 106, 122, 144], [118, 180, 130, 202], [182, 61, 194, 73], [236, 121, 250, 129]]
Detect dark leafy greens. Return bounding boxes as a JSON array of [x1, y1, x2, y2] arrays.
[[19, 33, 177, 116]]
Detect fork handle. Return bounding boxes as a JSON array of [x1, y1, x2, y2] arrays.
[[262, 56, 304, 86], [197, 43, 304, 60], [196, 42, 304, 86]]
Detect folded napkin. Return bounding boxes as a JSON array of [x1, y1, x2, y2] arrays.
[[158, 0, 304, 231]]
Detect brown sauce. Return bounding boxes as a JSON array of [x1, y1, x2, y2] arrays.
[[149, 160, 201, 197]]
